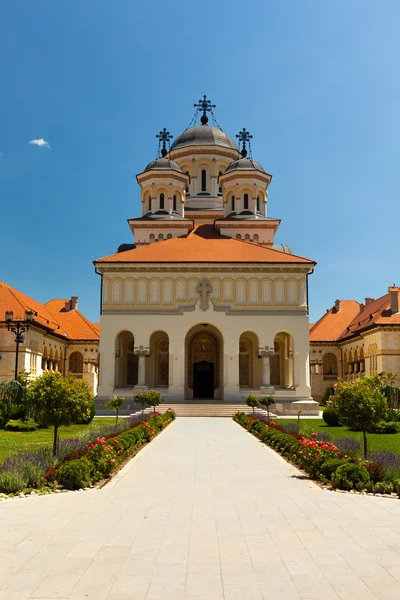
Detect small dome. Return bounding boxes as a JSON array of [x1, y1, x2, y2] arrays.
[[144, 157, 183, 173], [170, 125, 238, 151], [225, 157, 265, 174]]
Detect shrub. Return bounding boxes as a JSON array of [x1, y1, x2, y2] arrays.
[[331, 463, 370, 491], [373, 481, 394, 494], [4, 419, 39, 432], [365, 461, 385, 483], [56, 459, 91, 490], [43, 465, 58, 484], [23, 463, 44, 488], [0, 471, 26, 494], [322, 408, 340, 426], [319, 458, 348, 479], [369, 420, 400, 434], [366, 451, 400, 482], [334, 437, 361, 458], [322, 386, 334, 406], [394, 479, 400, 497], [316, 431, 332, 443]]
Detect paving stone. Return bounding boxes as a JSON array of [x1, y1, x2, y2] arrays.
[[0, 418, 398, 599]]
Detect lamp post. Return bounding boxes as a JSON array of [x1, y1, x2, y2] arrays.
[[5, 310, 33, 380]]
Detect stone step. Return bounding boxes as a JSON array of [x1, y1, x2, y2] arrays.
[[156, 403, 256, 417]]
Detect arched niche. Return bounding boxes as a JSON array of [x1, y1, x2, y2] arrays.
[[115, 331, 138, 388], [271, 332, 294, 388], [69, 351, 83, 374], [239, 331, 261, 389], [323, 353, 338, 376], [148, 331, 169, 388]]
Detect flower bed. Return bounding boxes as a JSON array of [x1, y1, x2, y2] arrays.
[[233, 412, 400, 496], [0, 410, 176, 494]]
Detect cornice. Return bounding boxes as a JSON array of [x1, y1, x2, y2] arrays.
[[169, 146, 239, 161], [96, 265, 312, 274]]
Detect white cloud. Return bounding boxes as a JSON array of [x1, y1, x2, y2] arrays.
[[29, 138, 50, 149]]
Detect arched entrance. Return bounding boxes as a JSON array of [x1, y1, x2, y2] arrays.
[[186, 326, 222, 399]]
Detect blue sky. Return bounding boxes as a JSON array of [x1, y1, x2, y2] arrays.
[[1, 1, 399, 324]]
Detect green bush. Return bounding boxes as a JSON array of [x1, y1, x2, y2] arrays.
[[394, 479, 400, 497], [4, 419, 39, 432], [322, 408, 340, 426], [56, 459, 91, 490], [369, 420, 400, 434], [0, 471, 26, 494], [321, 386, 334, 406], [319, 458, 347, 479], [23, 463, 44, 488], [76, 401, 96, 424], [373, 481, 394, 494], [331, 463, 370, 491]]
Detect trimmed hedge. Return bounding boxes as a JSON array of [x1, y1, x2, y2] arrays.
[[56, 409, 176, 490], [233, 412, 398, 495]]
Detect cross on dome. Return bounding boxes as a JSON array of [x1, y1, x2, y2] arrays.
[[236, 128, 253, 157], [194, 94, 216, 125], [156, 127, 173, 157]]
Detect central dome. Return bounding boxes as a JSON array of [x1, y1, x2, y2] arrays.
[[170, 125, 238, 152]]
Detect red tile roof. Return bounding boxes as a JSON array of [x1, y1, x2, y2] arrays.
[[310, 289, 400, 342], [45, 300, 99, 341], [0, 282, 99, 342], [340, 290, 400, 339], [310, 300, 362, 342], [95, 224, 315, 265]]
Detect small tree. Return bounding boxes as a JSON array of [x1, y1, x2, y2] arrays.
[[0, 380, 25, 426], [105, 395, 125, 425], [331, 377, 387, 456], [259, 395, 275, 420], [246, 394, 260, 415], [145, 390, 163, 413], [133, 391, 148, 418], [28, 372, 93, 456]]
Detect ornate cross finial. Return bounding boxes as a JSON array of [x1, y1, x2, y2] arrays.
[[156, 128, 173, 157], [236, 127, 253, 157], [197, 278, 212, 311], [194, 94, 216, 125]]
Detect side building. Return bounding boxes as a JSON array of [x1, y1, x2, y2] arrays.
[[310, 286, 400, 402], [0, 281, 99, 394]]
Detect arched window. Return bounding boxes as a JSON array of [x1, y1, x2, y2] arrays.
[[244, 193, 249, 210], [218, 171, 222, 194], [148, 196, 152, 212], [323, 353, 338, 376], [159, 193, 164, 210], [231, 195, 235, 211], [201, 169, 207, 192], [185, 172, 190, 195], [257, 196, 260, 212], [173, 195, 177, 211]]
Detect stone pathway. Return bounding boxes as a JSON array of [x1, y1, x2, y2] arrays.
[[0, 418, 400, 599]]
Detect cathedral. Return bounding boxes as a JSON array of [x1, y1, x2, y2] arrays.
[[94, 96, 318, 414]]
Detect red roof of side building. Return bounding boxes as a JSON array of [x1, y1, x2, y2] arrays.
[[0, 282, 99, 342], [310, 300, 362, 342], [94, 224, 315, 265], [45, 300, 99, 341], [340, 289, 400, 339]]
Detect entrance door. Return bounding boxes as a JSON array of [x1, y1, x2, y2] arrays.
[[193, 360, 214, 399]]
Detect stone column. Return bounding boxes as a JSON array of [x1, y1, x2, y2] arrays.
[[168, 197, 173, 214], [259, 346, 275, 395], [252, 197, 257, 215], [134, 347, 149, 392]]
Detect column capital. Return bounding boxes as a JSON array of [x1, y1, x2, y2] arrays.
[[134, 346, 149, 357], [259, 346, 274, 357]]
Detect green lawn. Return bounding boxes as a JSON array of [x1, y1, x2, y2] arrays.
[[275, 418, 400, 454], [0, 418, 118, 461]]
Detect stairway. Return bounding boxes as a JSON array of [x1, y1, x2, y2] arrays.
[[156, 400, 258, 418]]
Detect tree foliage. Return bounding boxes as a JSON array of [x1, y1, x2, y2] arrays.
[[105, 395, 125, 425], [145, 390, 163, 412], [0, 380, 25, 426], [245, 395, 260, 415], [259, 395, 275, 420], [330, 377, 387, 455], [28, 372, 93, 455]]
